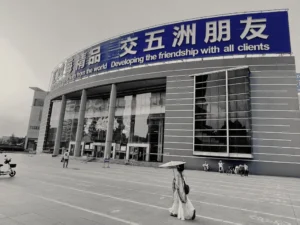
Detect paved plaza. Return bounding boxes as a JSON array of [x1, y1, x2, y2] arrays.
[[0, 154, 300, 225]]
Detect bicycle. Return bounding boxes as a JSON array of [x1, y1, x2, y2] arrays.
[[226, 166, 235, 175]]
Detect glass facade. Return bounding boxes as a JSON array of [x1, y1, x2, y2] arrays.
[[82, 98, 110, 157], [60, 100, 80, 152], [194, 72, 227, 153], [82, 98, 109, 143], [194, 68, 252, 155], [43, 89, 166, 161], [228, 69, 251, 154], [113, 92, 165, 162]]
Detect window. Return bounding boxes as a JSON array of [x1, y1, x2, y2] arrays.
[[228, 69, 252, 154], [194, 68, 252, 155], [194, 72, 227, 153], [30, 126, 40, 130], [38, 109, 43, 121], [33, 99, 44, 107]]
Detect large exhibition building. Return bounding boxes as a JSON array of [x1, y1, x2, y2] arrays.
[[35, 10, 300, 177]]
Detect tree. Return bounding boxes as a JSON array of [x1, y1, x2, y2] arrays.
[[8, 133, 17, 145]]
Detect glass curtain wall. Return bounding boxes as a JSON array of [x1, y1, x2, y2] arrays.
[[228, 69, 251, 154], [82, 98, 110, 142], [194, 72, 227, 153], [44, 91, 165, 160], [60, 100, 80, 151], [113, 92, 165, 162], [194, 68, 251, 155], [82, 98, 110, 157]]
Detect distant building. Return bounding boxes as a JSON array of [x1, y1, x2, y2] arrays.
[[24, 87, 48, 150]]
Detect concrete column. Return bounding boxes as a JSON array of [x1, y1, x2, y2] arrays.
[[104, 84, 117, 159], [146, 146, 150, 162], [24, 137, 29, 150], [53, 95, 66, 156], [112, 145, 116, 159], [74, 89, 87, 157], [126, 147, 130, 161]]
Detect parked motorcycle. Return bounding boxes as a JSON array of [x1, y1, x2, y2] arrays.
[[0, 158, 16, 177]]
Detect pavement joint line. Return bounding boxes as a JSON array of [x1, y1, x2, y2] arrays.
[[17, 162, 298, 188], [55, 167, 300, 196], [80, 166, 300, 186], [22, 171, 268, 204], [19, 160, 300, 192], [24, 155, 298, 184], [287, 193, 300, 225], [15, 178, 243, 225], [35, 170, 300, 205], [29, 194, 140, 225], [22, 174, 300, 223], [40, 167, 300, 198], [90, 171, 300, 195], [19, 169, 300, 209], [23, 161, 300, 189], [26, 163, 300, 195]]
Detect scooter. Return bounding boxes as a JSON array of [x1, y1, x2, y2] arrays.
[[0, 158, 16, 177]]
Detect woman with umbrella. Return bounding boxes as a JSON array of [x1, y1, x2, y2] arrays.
[[160, 161, 196, 220]]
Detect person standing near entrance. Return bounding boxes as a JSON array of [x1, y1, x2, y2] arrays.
[[63, 150, 69, 168]]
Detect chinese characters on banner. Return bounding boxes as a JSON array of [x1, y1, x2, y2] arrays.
[[51, 11, 291, 90]]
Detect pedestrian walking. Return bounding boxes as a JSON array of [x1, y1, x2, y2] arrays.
[[169, 164, 196, 220], [63, 150, 69, 168]]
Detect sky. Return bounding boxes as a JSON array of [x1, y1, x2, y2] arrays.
[[0, 0, 299, 137]]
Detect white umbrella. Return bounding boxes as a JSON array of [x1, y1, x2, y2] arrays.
[[159, 161, 186, 177], [159, 161, 186, 168]]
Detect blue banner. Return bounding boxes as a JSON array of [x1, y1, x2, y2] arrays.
[[51, 10, 291, 90]]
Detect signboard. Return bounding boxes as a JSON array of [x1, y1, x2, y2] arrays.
[[51, 10, 291, 90]]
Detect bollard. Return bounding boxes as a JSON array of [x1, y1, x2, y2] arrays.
[[103, 158, 110, 168]]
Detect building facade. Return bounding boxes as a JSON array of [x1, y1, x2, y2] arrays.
[[25, 87, 47, 150], [35, 10, 300, 177]]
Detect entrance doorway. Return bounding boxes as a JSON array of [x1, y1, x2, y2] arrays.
[[148, 117, 164, 162], [126, 143, 150, 161], [68, 141, 84, 156], [157, 119, 164, 162], [90, 143, 116, 159]]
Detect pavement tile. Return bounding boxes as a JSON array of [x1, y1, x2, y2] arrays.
[[4, 154, 300, 225], [0, 217, 25, 225], [31, 206, 109, 225], [10, 213, 58, 225], [0, 205, 31, 218]]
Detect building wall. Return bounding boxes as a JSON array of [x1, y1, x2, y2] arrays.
[[36, 97, 51, 153], [37, 56, 300, 177], [163, 57, 300, 177], [25, 90, 48, 149]]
